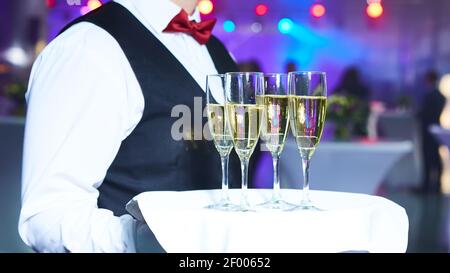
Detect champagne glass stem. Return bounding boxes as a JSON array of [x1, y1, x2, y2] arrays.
[[240, 158, 250, 209], [220, 155, 230, 202], [272, 155, 281, 202], [301, 158, 311, 205]]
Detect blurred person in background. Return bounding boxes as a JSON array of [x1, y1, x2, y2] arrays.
[[237, 59, 262, 72], [418, 70, 445, 193], [333, 66, 371, 137], [284, 60, 298, 73]]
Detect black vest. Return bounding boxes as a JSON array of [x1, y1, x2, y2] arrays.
[[61, 2, 241, 216]]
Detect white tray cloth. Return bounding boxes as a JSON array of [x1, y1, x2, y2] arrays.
[[126, 189, 408, 253]]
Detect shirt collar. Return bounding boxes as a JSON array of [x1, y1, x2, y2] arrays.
[[114, 0, 201, 33]]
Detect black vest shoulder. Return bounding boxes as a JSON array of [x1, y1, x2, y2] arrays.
[[60, 2, 241, 216]]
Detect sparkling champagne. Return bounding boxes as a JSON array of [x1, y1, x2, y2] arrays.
[[226, 103, 264, 160], [207, 104, 233, 157], [288, 95, 327, 159], [257, 95, 290, 156]]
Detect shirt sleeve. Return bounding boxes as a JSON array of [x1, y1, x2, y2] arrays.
[[18, 22, 143, 253]]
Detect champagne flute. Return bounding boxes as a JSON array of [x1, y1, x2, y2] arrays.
[[256, 73, 295, 210], [225, 72, 264, 211], [205, 74, 238, 211], [288, 71, 327, 210]]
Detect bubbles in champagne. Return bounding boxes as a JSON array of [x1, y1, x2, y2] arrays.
[[207, 104, 233, 157], [288, 96, 327, 159], [257, 95, 290, 157], [226, 103, 264, 160]]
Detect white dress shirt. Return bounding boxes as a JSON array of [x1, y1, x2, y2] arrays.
[[19, 0, 220, 253]]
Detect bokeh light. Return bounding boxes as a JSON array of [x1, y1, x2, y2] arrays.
[[223, 20, 236, 33], [45, 0, 56, 8], [87, 0, 102, 11], [250, 22, 263, 33], [366, 3, 384, 19], [198, 0, 214, 15], [80, 6, 91, 15], [255, 4, 268, 16], [311, 4, 326, 18], [278, 18, 294, 34]]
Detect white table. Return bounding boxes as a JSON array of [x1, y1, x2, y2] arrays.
[[127, 189, 409, 253], [0, 117, 32, 252], [279, 139, 413, 194]]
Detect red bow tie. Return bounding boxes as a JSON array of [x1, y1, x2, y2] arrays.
[[163, 10, 216, 45]]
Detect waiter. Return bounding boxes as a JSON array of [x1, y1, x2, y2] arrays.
[[18, 0, 239, 252]]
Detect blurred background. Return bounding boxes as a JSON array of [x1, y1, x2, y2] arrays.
[[1, 0, 450, 252]]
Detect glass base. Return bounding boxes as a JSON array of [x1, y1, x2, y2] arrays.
[[288, 201, 323, 211], [255, 199, 297, 210], [237, 201, 254, 212], [204, 200, 240, 211], [232, 195, 257, 212]]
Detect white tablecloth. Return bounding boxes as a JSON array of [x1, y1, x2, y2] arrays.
[[127, 189, 409, 253], [280, 140, 413, 194]]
